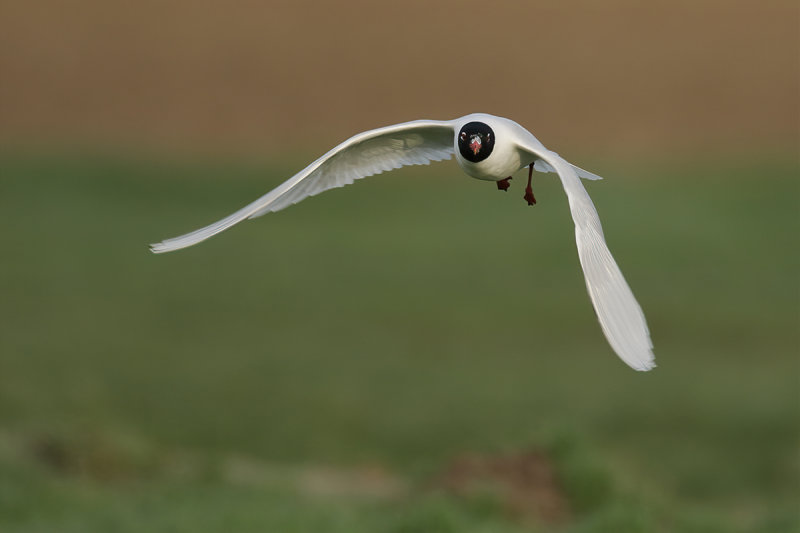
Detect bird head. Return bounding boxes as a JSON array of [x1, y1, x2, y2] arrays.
[[457, 122, 495, 163]]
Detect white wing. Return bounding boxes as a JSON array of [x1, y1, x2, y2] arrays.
[[533, 156, 603, 181], [150, 120, 455, 253], [518, 140, 655, 371]]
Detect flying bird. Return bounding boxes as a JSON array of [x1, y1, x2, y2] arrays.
[[151, 113, 655, 371]]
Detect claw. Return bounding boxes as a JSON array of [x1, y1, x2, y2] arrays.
[[496, 177, 512, 191], [524, 186, 537, 205]]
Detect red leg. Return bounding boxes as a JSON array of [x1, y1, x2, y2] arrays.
[[496, 177, 512, 191], [524, 163, 537, 205]]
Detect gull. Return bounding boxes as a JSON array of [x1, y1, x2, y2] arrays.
[[151, 113, 655, 371]]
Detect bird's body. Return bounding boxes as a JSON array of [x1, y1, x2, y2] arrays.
[[151, 113, 655, 371]]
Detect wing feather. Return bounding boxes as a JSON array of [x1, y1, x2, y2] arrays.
[[150, 120, 454, 253], [518, 140, 655, 371], [534, 156, 603, 181]]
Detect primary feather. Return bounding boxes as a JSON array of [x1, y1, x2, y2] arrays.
[[517, 139, 655, 371], [150, 120, 454, 254]]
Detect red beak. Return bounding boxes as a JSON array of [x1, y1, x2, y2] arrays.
[[469, 136, 482, 156]]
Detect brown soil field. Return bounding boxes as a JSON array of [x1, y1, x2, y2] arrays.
[[0, 1, 797, 157]]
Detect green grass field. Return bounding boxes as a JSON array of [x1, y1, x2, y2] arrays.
[[0, 152, 797, 532]]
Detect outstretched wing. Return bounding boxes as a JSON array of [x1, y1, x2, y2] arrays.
[[517, 140, 655, 371], [533, 157, 603, 181], [150, 120, 455, 253]]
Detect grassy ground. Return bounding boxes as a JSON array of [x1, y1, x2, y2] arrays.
[[0, 152, 797, 532]]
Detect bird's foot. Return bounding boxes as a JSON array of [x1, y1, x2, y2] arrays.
[[524, 185, 537, 205], [524, 163, 536, 205], [496, 177, 512, 191]]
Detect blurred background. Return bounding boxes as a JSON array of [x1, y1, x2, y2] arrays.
[[0, 1, 797, 532]]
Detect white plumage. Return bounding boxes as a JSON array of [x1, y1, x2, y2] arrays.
[[151, 113, 655, 371]]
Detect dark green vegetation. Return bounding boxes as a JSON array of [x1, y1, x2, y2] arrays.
[[0, 153, 797, 532]]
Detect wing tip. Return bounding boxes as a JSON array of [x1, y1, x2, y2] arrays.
[[149, 242, 170, 254], [629, 355, 657, 372], [149, 239, 188, 254]]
